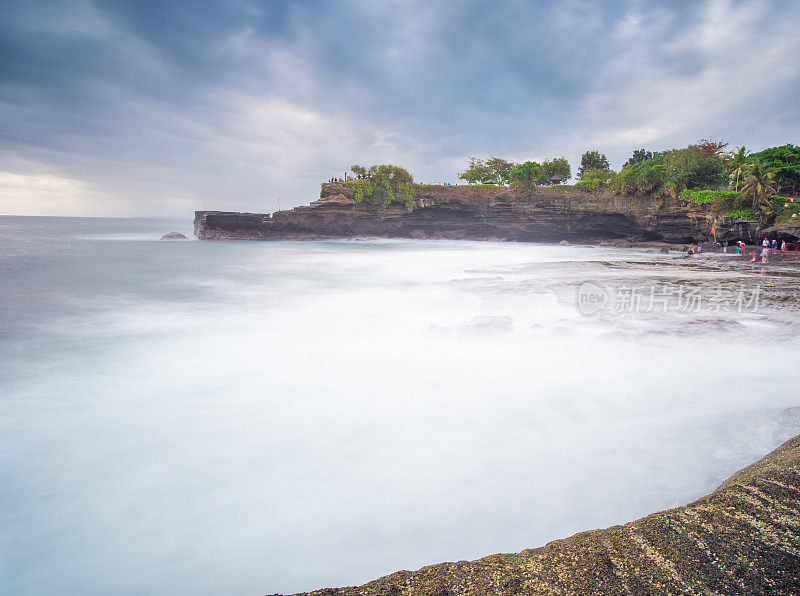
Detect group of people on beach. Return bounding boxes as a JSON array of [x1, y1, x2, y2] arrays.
[[748, 238, 789, 263], [687, 238, 791, 264]]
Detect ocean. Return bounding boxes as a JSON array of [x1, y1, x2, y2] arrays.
[[1, 216, 798, 594]]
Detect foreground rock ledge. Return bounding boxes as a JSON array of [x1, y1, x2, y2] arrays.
[[284, 435, 800, 596]]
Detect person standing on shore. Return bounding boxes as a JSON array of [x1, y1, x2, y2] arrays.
[[723, 240, 729, 253], [782, 240, 788, 255], [772, 239, 778, 254]]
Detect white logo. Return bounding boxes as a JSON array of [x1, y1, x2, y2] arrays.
[[577, 282, 608, 314]]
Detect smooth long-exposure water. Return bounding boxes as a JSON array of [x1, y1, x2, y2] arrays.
[[1, 216, 798, 594]]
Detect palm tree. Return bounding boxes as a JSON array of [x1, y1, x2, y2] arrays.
[[739, 162, 776, 216], [726, 146, 749, 191]]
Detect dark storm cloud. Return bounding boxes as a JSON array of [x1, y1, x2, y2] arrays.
[[1, 0, 799, 215]]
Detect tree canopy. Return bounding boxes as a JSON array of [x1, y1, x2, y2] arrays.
[[349, 164, 415, 209], [625, 149, 653, 167], [509, 161, 543, 189], [542, 157, 571, 182], [747, 144, 800, 195], [445, 140, 797, 200], [458, 157, 516, 184], [577, 150, 609, 179], [740, 162, 777, 216]]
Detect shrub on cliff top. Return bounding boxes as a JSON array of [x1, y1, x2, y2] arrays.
[[575, 168, 616, 191], [349, 164, 415, 210], [458, 157, 516, 185], [615, 144, 726, 196], [509, 161, 542, 191]]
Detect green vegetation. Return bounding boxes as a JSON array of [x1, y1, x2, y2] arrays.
[[577, 150, 610, 179], [611, 143, 727, 196], [727, 208, 756, 220], [575, 168, 616, 190], [459, 156, 571, 187], [457, 157, 515, 185], [679, 187, 800, 222], [726, 146, 749, 191], [740, 162, 776, 216], [747, 144, 800, 195], [509, 161, 542, 190], [625, 149, 653, 167], [349, 164, 415, 210], [333, 140, 799, 224], [542, 157, 571, 183], [680, 189, 740, 206]]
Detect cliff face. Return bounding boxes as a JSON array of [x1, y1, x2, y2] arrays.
[[195, 183, 766, 244], [284, 434, 800, 596]]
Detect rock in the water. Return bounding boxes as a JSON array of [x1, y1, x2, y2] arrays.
[[559, 240, 570, 245], [290, 434, 800, 596], [659, 247, 670, 254], [161, 232, 188, 240]]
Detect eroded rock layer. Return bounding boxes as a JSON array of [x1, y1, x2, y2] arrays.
[[284, 435, 800, 596]]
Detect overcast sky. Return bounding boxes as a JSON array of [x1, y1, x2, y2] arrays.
[[1, 0, 799, 216]]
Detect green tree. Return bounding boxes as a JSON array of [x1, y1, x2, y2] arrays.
[[350, 164, 367, 178], [485, 157, 516, 185], [542, 157, 572, 183], [458, 157, 491, 184], [575, 168, 617, 191], [509, 161, 543, 190], [458, 157, 517, 184], [740, 162, 777, 215], [615, 155, 667, 195], [577, 150, 610, 179], [726, 146, 749, 191], [695, 139, 729, 158], [625, 149, 653, 167], [661, 146, 726, 192], [747, 144, 800, 195], [350, 164, 415, 209]]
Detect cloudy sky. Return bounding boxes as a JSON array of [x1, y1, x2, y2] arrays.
[[1, 0, 799, 216]]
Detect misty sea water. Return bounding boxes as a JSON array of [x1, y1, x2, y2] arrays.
[[1, 216, 798, 595]]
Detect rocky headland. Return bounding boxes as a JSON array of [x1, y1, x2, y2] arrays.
[[277, 433, 800, 596], [195, 183, 799, 244]]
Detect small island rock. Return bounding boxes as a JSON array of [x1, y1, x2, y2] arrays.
[[161, 232, 188, 240]]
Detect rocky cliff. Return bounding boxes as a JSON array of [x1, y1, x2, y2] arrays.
[[281, 434, 800, 596], [195, 183, 770, 244]]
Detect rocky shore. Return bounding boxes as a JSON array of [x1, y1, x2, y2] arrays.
[[279, 434, 800, 596], [195, 183, 799, 245]]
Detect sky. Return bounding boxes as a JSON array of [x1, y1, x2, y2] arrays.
[[1, 0, 799, 217]]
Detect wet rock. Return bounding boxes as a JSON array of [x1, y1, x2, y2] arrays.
[[161, 232, 188, 240], [659, 247, 670, 254], [290, 435, 800, 596], [559, 240, 570, 245]]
